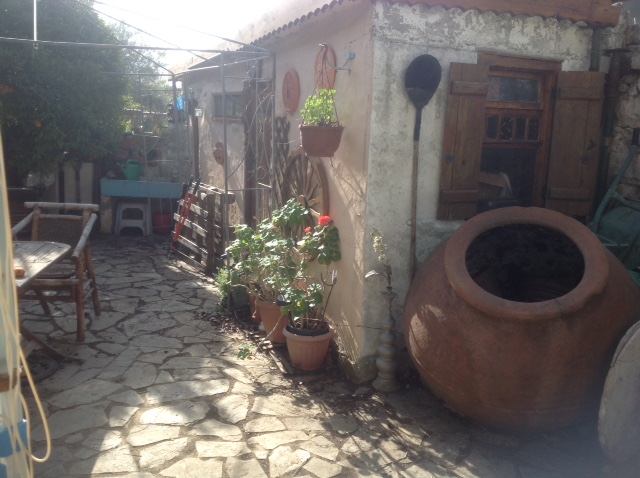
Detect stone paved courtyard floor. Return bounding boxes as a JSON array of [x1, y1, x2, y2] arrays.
[[17, 234, 633, 477]]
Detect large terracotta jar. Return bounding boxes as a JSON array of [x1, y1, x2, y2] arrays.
[[403, 207, 640, 432]]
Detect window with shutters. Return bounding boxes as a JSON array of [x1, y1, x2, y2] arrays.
[[437, 53, 604, 220]]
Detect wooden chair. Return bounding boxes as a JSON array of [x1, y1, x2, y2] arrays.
[[12, 202, 101, 342]]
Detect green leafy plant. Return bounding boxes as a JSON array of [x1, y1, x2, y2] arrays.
[[281, 271, 337, 331], [281, 215, 341, 330], [237, 344, 254, 360], [0, 0, 167, 186], [226, 201, 342, 331], [226, 199, 310, 303], [300, 89, 339, 127], [215, 266, 247, 312], [297, 215, 342, 266]]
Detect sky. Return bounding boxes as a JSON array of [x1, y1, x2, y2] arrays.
[[93, 0, 286, 66]]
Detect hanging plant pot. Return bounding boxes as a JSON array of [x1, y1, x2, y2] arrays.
[[283, 324, 333, 371], [299, 125, 344, 157]]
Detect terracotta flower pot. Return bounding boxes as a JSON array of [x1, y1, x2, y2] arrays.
[[255, 300, 287, 343], [299, 125, 343, 157], [403, 207, 640, 432], [283, 324, 333, 371]]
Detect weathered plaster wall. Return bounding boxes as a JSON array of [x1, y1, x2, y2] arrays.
[[188, 0, 602, 383], [361, 3, 596, 381], [187, 64, 250, 225], [608, 20, 640, 198], [188, 0, 376, 382], [262, 1, 376, 382]]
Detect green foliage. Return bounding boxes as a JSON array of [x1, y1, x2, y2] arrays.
[[237, 344, 254, 360], [227, 199, 342, 330], [215, 266, 247, 310], [300, 89, 339, 127], [0, 0, 166, 184], [280, 281, 329, 330], [226, 199, 310, 303], [298, 219, 341, 266]]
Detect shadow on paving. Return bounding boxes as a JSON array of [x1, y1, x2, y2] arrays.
[[15, 234, 633, 477]]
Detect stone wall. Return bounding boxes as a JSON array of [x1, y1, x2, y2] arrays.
[[609, 21, 640, 198]]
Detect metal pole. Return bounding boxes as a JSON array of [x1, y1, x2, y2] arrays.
[[33, 0, 37, 41], [271, 52, 277, 213], [183, 78, 192, 183], [220, 52, 230, 309]]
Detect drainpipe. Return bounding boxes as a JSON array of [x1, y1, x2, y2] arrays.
[[590, 27, 602, 72], [596, 48, 627, 206]]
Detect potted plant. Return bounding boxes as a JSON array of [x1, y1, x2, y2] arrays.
[[299, 89, 344, 157], [226, 199, 309, 343], [281, 214, 342, 371], [215, 266, 249, 312]]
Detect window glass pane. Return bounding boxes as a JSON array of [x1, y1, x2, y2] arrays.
[[487, 77, 539, 103], [234, 97, 244, 117], [486, 115, 498, 139], [528, 118, 540, 141], [514, 117, 527, 140], [213, 95, 243, 118], [499, 116, 514, 140], [226, 99, 235, 117]]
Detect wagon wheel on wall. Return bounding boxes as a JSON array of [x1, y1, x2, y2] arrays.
[[282, 146, 330, 240]]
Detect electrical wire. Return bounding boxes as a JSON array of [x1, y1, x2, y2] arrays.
[[82, 2, 208, 62], [91, 0, 268, 53], [0, 35, 223, 52], [61, 0, 183, 72]]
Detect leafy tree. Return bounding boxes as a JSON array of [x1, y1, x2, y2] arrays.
[[0, 0, 165, 187], [110, 23, 172, 133]]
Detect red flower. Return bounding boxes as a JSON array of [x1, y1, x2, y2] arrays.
[[305, 227, 312, 234], [318, 216, 332, 227]]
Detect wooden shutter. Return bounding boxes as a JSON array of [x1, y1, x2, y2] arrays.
[[545, 71, 605, 217], [437, 63, 489, 220]]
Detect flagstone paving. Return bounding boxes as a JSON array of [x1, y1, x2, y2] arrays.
[[18, 235, 634, 477]]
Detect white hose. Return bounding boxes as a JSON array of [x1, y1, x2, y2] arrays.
[[0, 131, 52, 477]]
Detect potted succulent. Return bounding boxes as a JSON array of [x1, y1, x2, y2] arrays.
[[299, 89, 344, 157], [281, 214, 341, 371]]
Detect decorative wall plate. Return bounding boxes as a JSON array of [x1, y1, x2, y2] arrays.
[[282, 69, 300, 114]]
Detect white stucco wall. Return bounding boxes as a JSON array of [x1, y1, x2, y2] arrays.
[[186, 62, 258, 226], [263, 1, 377, 381]]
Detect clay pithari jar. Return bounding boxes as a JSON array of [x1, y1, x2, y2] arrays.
[[403, 207, 640, 432]]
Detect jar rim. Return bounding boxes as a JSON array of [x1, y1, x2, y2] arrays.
[[444, 207, 609, 320]]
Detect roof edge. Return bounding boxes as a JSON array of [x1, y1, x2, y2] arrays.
[[385, 0, 622, 27]]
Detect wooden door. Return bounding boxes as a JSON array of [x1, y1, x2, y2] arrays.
[[437, 63, 489, 220], [545, 71, 605, 217]]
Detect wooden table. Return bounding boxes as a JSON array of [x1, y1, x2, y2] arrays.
[[13, 241, 72, 360], [13, 241, 71, 295]]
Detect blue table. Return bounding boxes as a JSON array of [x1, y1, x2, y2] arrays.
[[100, 179, 183, 198]]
